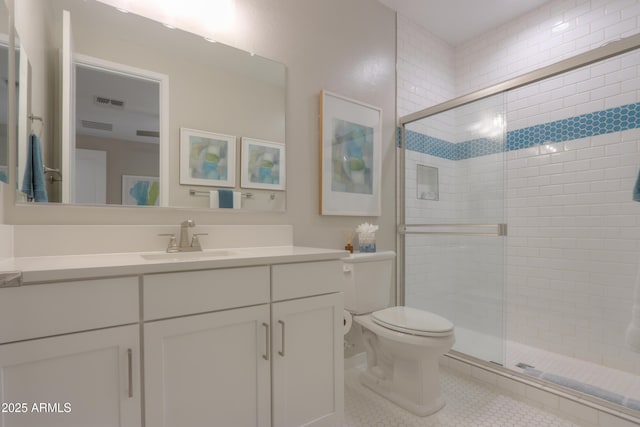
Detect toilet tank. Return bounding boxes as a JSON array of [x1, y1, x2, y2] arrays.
[[342, 251, 396, 315]]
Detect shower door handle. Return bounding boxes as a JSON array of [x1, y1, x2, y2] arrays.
[[399, 223, 507, 236]]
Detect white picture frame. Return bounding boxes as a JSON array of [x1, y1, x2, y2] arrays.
[[320, 90, 382, 216], [240, 137, 286, 191]]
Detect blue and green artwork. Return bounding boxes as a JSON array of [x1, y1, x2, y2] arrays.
[[122, 175, 159, 206], [331, 118, 373, 195], [246, 143, 281, 185], [189, 136, 229, 181]]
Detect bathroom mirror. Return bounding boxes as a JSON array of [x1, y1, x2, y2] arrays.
[[13, 0, 286, 211], [0, 0, 9, 184]]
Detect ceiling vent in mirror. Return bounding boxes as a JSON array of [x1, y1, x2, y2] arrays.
[[136, 130, 160, 138], [81, 120, 113, 131], [93, 95, 125, 109]]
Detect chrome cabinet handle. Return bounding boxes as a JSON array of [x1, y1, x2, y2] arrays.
[[262, 323, 270, 360], [278, 320, 285, 357], [127, 348, 133, 398]]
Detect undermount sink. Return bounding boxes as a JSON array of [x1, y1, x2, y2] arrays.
[[141, 249, 238, 261]]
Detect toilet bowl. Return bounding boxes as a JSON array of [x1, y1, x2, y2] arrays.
[[343, 251, 455, 416]]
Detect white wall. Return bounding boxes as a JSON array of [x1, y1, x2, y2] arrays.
[[4, 0, 397, 255], [399, 0, 640, 374]]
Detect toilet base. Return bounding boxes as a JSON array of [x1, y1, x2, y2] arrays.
[[359, 369, 446, 417]]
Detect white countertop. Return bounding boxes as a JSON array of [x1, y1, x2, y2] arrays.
[[0, 246, 349, 284]]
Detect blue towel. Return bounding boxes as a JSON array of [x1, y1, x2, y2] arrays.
[[634, 168, 640, 201], [21, 133, 48, 202], [218, 189, 234, 208]]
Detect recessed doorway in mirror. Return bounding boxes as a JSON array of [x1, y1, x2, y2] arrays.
[[74, 60, 163, 206], [13, 0, 286, 211]]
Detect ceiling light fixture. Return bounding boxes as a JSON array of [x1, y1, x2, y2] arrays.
[[204, 37, 217, 43]]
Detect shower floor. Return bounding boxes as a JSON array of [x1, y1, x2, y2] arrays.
[[506, 341, 640, 404], [455, 326, 640, 405]]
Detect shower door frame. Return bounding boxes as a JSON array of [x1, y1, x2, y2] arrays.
[[397, 33, 640, 307]]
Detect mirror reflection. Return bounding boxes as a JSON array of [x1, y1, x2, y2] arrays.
[[0, 0, 9, 184], [13, 0, 286, 210]]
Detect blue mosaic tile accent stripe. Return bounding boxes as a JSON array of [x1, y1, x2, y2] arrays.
[[404, 129, 458, 160], [457, 137, 505, 160], [506, 102, 640, 151], [403, 101, 640, 160]]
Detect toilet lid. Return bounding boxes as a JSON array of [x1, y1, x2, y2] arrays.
[[371, 307, 454, 337]]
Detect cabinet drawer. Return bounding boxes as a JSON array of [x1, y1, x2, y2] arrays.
[[0, 277, 139, 344], [143, 266, 270, 321], [272, 261, 343, 301]]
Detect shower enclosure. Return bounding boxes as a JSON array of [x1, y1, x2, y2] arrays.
[[399, 34, 640, 416]]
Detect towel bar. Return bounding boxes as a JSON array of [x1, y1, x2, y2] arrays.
[[189, 189, 277, 200]]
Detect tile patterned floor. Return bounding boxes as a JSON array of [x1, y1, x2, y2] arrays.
[[344, 367, 582, 427]]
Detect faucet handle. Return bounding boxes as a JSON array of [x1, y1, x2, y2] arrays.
[[158, 233, 179, 253], [190, 233, 208, 251]]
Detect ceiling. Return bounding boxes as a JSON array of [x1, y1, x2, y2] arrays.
[[377, 0, 551, 46]]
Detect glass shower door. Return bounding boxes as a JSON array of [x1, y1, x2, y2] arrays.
[[401, 93, 506, 365]]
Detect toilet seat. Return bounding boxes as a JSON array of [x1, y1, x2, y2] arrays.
[[371, 306, 454, 337]]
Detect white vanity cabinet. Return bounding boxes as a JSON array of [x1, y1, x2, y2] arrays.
[[271, 261, 344, 427], [143, 267, 271, 427], [144, 306, 271, 427], [0, 277, 141, 427], [143, 260, 344, 427], [0, 248, 346, 427]]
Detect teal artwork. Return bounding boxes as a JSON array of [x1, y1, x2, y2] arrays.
[[246, 144, 280, 185], [188, 136, 229, 181], [122, 175, 159, 206], [180, 129, 236, 187], [241, 138, 285, 190], [331, 118, 374, 195]]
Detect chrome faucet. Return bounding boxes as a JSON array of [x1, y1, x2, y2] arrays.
[[179, 219, 196, 249], [159, 220, 207, 252]]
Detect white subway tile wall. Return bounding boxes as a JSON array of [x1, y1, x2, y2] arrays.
[[397, 14, 455, 117], [398, 0, 640, 400], [456, 0, 640, 96]]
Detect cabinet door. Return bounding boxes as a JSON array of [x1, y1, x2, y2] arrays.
[[272, 293, 343, 427], [0, 325, 141, 427], [144, 305, 271, 427]]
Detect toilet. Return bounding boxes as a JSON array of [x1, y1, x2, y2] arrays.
[[343, 251, 455, 416]]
